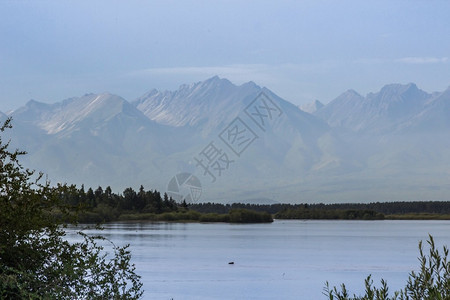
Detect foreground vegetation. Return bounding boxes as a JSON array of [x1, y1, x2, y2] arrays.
[[324, 235, 450, 299], [0, 119, 143, 299]]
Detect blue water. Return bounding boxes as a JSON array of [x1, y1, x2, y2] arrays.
[[66, 220, 450, 299]]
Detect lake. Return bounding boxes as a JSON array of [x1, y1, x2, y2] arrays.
[[66, 220, 450, 299]]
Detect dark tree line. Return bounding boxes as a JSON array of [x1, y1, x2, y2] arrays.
[[56, 184, 450, 222], [189, 201, 450, 219], [56, 184, 182, 222], [313, 201, 450, 215], [275, 207, 385, 220]]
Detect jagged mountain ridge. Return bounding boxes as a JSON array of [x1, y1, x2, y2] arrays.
[[130, 78, 344, 201], [133, 76, 258, 127], [13, 94, 152, 135], [7, 93, 192, 189], [3, 78, 450, 203], [5, 77, 340, 202], [315, 83, 433, 133], [398, 87, 450, 132]]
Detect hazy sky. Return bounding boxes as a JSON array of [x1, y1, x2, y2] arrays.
[[1, 0, 449, 112]]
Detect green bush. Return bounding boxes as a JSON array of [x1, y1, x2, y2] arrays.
[[199, 213, 230, 222], [119, 213, 157, 221], [228, 209, 273, 223], [324, 235, 449, 299], [0, 118, 143, 299]]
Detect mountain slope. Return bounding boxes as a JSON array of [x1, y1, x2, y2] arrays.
[[8, 93, 181, 188], [133, 76, 263, 136], [299, 100, 324, 114], [315, 89, 364, 129], [399, 87, 450, 132], [5, 77, 346, 202], [12, 93, 150, 135], [132, 77, 345, 201]]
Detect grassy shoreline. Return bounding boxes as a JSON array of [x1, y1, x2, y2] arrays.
[[78, 208, 274, 224], [72, 200, 450, 224], [99, 212, 450, 223], [385, 213, 450, 220]]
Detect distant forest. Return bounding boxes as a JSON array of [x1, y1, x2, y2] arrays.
[[57, 184, 450, 222], [191, 201, 450, 215], [190, 201, 450, 220], [55, 185, 273, 223]]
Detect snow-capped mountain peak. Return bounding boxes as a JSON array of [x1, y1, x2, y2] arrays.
[[133, 76, 262, 129], [12, 93, 144, 134], [300, 100, 324, 114]]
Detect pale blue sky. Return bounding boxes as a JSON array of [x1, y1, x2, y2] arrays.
[[0, 0, 449, 112]]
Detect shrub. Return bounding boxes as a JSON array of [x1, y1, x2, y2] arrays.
[[199, 213, 230, 222], [228, 209, 273, 223], [324, 234, 449, 299], [0, 118, 143, 299]]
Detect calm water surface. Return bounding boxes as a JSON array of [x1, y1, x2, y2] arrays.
[[67, 220, 450, 299]]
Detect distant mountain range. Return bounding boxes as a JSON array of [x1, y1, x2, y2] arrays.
[[2, 77, 450, 204], [313, 83, 446, 134]]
